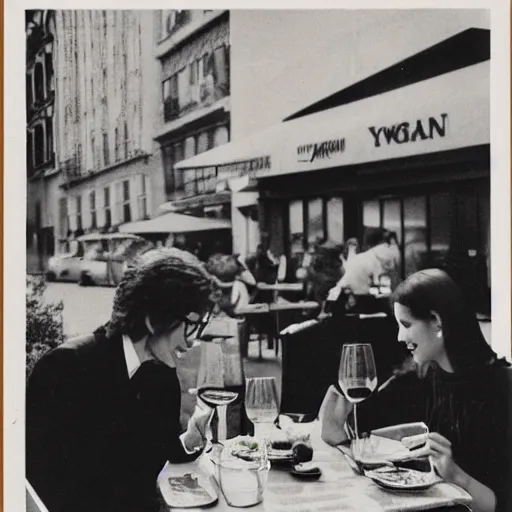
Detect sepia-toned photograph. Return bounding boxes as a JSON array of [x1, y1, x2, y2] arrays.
[[11, 5, 511, 512]]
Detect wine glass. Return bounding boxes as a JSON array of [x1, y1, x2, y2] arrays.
[[244, 377, 279, 439], [338, 343, 377, 441], [196, 341, 239, 445]]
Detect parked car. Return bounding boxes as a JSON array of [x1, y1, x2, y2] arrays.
[[46, 233, 153, 286]]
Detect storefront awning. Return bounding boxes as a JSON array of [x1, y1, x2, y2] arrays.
[[174, 124, 283, 180], [119, 212, 231, 234], [174, 61, 489, 181]]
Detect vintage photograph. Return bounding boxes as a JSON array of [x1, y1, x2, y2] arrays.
[[21, 7, 510, 512]]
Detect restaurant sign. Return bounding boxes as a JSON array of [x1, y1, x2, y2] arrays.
[[217, 156, 272, 177], [369, 113, 448, 147], [297, 138, 346, 163]]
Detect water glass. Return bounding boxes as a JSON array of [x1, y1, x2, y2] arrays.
[[218, 444, 270, 508]]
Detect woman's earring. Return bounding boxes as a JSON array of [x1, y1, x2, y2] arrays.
[[436, 330, 443, 339], [145, 316, 155, 335]]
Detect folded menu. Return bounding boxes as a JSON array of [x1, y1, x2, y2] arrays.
[[160, 473, 218, 509]]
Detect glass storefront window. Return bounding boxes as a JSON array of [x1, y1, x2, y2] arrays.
[[289, 200, 304, 256], [307, 198, 324, 249], [362, 199, 380, 249], [383, 199, 401, 245], [429, 192, 451, 269], [403, 196, 427, 277], [326, 197, 344, 244]]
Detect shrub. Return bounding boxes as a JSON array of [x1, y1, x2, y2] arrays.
[[26, 276, 65, 379]]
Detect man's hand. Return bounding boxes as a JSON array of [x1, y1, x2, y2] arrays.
[[182, 406, 213, 453]]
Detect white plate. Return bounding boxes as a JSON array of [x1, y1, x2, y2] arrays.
[[160, 472, 218, 508], [366, 467, 441, 491]]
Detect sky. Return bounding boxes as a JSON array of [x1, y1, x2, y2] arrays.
[[230, 9, 490, 139]]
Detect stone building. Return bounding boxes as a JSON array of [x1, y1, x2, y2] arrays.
[[53, 10, 163, 251], [154, 10, 232, 254], [26, 10, 59, 273]]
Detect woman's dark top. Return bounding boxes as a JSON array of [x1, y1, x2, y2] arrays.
[[355, 362, 511, 511]]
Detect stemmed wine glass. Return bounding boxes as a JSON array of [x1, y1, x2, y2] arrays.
[[196, 341, 239, 446], [338, 343, 377, 441], [244, 377, 279, 439]]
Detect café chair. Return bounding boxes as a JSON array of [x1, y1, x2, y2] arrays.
[[26, 480, 50, 512]]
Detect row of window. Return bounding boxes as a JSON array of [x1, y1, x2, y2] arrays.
[[161, 124, 229, 198], [162, 45, 230, 122], [287, 188, 490, 286], [60, 175, 149, 236]]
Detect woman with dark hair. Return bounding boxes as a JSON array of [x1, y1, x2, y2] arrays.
[[321, 269, 510, 512]]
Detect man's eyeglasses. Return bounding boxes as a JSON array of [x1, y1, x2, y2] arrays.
[[183, 304, 214, 341]]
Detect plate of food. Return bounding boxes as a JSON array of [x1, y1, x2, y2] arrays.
[[160, 472, 218, 508], [365, 467, 441, 491]]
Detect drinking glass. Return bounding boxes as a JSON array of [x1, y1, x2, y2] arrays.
[[196, 341, 239, 445], [244, 377, 279, 438], [338, 343, 377, 440], [218, 442, 270, 508]]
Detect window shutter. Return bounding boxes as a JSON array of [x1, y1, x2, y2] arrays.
[[96, 186, 105, 227]]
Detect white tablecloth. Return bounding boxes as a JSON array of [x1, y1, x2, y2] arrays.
[[157, 422, 471, 512]]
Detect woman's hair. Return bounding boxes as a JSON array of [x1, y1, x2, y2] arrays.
[[106, 248, 214, 341], [390, 268, 504, 373]]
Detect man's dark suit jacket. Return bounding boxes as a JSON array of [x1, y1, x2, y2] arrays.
[[26, 326, 199, 512]]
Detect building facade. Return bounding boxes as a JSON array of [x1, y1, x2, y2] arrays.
[[53, 10, 163, 253], [26, 10, 60, 273], [154, 9, 232, 254]]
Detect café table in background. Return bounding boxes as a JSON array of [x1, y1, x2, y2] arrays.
[[157, 422, 472, 512]]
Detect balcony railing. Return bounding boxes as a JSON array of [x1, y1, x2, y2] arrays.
[[60, 156, 82, 184]]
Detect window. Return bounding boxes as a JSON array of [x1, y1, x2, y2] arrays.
[[122, 179, 131, 222], [77, 144, 82, 172], [90, 190, 97, 229], [45, 117, 53, 163], [177, 67, 191, 110], [102, 10, 107, 37], [103, 132, 110, 166], [58, 197, 68, 239], [137, 174, 148, 220], [172, 141, 184, 194], [403, 196, 427, 276], [45, 52, 54, 92], [163, 76, 179, 122], [114, 128, 119, 161], [307, 198, 324, 249], [162, 144, 174, 196], [326, 198, 344, 244], [76, 195, 83, 231], [34, 62, 44, 102], [34, 124, 45, 167], [91, 133, 96, 170], [124, 121, 129, 158], [104, 186, 112, 227], [213, 126, 229, 148], [289, 200, 304, 256]]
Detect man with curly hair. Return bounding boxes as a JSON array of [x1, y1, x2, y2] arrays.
[[26, 248, 216, 512]]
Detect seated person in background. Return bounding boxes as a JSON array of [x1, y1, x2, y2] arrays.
[[321, 269, 510, 512], [26, 248, 215, 512]]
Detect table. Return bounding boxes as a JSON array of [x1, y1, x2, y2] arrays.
[[158, 423, 472, 512]]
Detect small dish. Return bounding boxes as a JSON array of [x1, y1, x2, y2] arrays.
[[290, 463, 322, 480]]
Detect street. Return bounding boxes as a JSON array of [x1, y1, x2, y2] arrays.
[[43, 282, 115, 337]]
